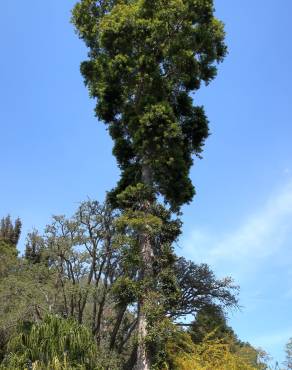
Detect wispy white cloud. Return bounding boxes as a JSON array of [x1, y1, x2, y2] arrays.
[[251, 329, 292, 350], [182, 180, 292, 278]]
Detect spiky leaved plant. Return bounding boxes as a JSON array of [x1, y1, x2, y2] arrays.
[[1, 314, 120, 370]]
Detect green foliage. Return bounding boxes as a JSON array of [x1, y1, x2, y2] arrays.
[[0, 203, 275, 368], [165, 330, 269, 370], [170, 258, 238, 320], [188, 305, 270, 369], [0, 262, 59, 362], [24, 230, 44, 264], [1, 314, 119, 370], [0, 0, 278, 365], [72, 0, 226, 210], [72, 1, 227, 366], [0, 216, 21, 280], [0, 220, 21, 359], [190, 304, 237, 344], [116, 210, 163, 235], [0, 215, 22, 247], [0, 241, 20, 360], [0, 240, 18, 278], [116, 183, 155, 209], [112, 276, 139, 304]]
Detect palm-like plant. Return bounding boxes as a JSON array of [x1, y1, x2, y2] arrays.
[[1, 315, 118, 369]]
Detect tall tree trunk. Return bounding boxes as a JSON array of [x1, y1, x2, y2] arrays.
[[124, 345, 137, 370], [135, 164, 153, 370], [110, 303, 128, 350], [118, 318, 137, 354]]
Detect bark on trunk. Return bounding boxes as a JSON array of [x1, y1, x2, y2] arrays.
[[110, 304, 128, 350], [135, 307, 150, 370], [134, 163, 153, 370]]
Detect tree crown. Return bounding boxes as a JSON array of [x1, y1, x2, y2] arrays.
[[72, 0, 226, 210]]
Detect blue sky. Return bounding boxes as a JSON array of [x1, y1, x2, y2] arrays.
[[0, 0, 292, 365]]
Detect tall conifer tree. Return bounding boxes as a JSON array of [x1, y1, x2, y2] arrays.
[[72, 1, 226, 368], [0, 215, 21, 247]]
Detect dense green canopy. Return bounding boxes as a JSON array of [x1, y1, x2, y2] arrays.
[[72, 0, 226, 210]]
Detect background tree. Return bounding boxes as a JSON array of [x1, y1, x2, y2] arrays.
[[0, 215, 21, 247], [0, 201, 239, 369], [72, 1, 226, 368], [0, 215, 21, 278], [188, 304, 270, 370], [189, 304, 237, 344], [285, 338, 292, 369], [25, 229, 44, 264], [0, 216, 22, 360]]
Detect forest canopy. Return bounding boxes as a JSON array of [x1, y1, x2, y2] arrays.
[[0, 209, 274, 369]]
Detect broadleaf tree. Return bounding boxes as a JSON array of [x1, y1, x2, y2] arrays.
[[72, 0, 227, 368]]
